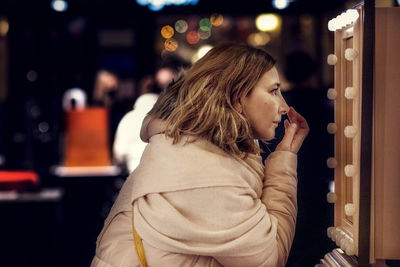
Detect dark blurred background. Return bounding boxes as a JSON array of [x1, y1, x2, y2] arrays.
[[0, 0, 386, 266]]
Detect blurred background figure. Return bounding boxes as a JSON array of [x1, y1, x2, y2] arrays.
[[113, 56, 188, 173], [93, 70, 119, 108], [113, 74, 160, 173]]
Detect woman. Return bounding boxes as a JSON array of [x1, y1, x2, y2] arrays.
[[92, 43, 309, 267]]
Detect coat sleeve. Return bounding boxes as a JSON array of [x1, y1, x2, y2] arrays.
[[214, 150, 297, 267]]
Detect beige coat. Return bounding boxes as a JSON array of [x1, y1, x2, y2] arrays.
[[91, 134, 298, 267]]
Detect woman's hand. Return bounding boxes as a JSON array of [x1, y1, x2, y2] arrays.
[[276, 107, 309, 154]]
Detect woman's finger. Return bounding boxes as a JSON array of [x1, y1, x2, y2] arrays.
[[276, 122, 297, 151]]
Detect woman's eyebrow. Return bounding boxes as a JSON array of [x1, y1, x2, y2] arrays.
[[268, 83, 280, 88]]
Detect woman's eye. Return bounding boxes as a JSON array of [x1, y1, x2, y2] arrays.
[[271, 88, 279, 95]]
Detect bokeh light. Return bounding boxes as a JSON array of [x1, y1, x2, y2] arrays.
[[192, 45, 213, 63], [186, 31, 200, 44], [198, 29, 211, 40], [0, 18, 9, 37], [27, 70, 38, 82], [51, 0, 68, 12], [247, 32, 271, 47], [255, 14, 280, 31], [164, 38, 178, 52], [210, 14, 223, 26], [187, 17, 200, 31], [175, 20, 188, 33], [161, 25, 174, 39], [199, 18, 212, 31], [272, 0, 289, 9]]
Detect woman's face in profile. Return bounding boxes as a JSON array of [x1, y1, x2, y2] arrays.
[[242, 67, 289, 140]]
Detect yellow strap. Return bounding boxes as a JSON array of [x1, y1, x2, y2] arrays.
[[132, 206, 148, 267]]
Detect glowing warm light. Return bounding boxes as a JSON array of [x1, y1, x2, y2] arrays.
[[327, 88, 337, 100], [210, 14, 223, 26], [0, 18, 9, 36], [192, 45, 213, 63], [327, 123, 337, 134], [327, 157, 337, 168], [156, 68, 175, 88], [199, 18, 212, 31], [198, 29, 211, 40], [327, 54, 337, 65], [344, 125, 357, 138], [255, 14, 280, 32], [161, 25, 174, 39], [328, 9, 359, 31], [51, 0, 68, 12], [186, 31, 200, 44], [175, 20, 188, 33], [272, 0, 289, 9], [62, 88, 87, 110], [247, 32, 271, 47], [164, 38, 178, 52]]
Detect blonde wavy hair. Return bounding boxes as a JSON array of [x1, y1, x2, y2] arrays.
[[148, 43, 276, 157]]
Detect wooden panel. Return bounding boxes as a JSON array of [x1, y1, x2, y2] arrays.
[[373, 7, 400, 260]]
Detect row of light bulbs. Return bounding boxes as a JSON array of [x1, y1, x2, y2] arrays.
[[325, 33, 359, 256], [328, 9, 359, 32], [327, 226, 356, 255]]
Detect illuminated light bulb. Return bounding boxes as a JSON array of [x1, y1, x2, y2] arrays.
[[327, 227, 335, 238], [175, 20, 188, 33], [344, 164, 356, 177], [327, 192, 337, 203], [331, 228, 340, 242], [51, 0, 68, 12], [345, 86, 357, 99], [327, 157, 338, 168], [344, 125, 357, 138], [345, 48, 359, 61], [327, 123, 337, 134], [331, 17, 340, 31], [198, 29, 211, 40], [0, 18, 9, 37], [255, 14, 280, 32], [329, 180, 335, 193], [336, 231, 345, 246], [272, 0, 289, 9], [327, 54, 337, 65], [327, 88, 337, 100], [164, 38, 178, 52], [344, 203, 356, 216], [186, 31, 200, 45], [328, 18, 336, 31], [247, 32, 271, 47], [340, 237, 349, 251], [199, 18, 212, 31], [161, 25, 174, 39], [345, 27, 354, 35], [346, 9, 359, 23], [210, 14, 223, 26], [346, 242, 356, 256], [337, 13, 347, 29]]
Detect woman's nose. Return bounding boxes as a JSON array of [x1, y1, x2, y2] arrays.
[[279, 97, 290, 115]]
